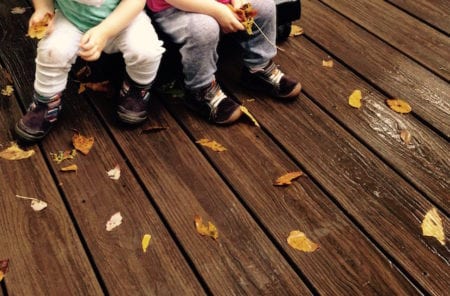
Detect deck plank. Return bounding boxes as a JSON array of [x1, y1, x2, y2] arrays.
[[386, 0, 450, 33], [0, 67, 103, 295], [89, 96, 312, 295], [300, 0, 450, 138], [162, 95, 421, 295], [319, 0, 450, 80], [217, 56, 449, 295]]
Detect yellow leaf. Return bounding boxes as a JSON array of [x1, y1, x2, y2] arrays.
[[50, 149, 76, 164], [322, 59, 334, 68], [421, 208, 446, 245], [28, 12, 53, 39], [386, 99, 412, 114], [1, 85, 14, 96], [240, 105, 260, 127], [228, 3, 257, 35], [142, 234, 152, 253], [287, 230, 319, 252], [194, 215, 218, 240], [0, 271, 3, 282], [72, 133, 94, 155], [289, 24, 304, 37], [196, 138, 226, 152], [348, 89, 362, 108], [274, 171, 303, 186], [0, 142, 35, 160], [61, 164, 78, 172]]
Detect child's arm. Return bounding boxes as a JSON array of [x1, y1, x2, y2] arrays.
[[165, 0, 245, 33], [79, 0, 146, 61]]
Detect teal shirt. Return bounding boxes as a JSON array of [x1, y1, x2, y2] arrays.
[[56, 0, 120, 32]]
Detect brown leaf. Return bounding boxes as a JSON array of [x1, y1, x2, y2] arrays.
[[72, 133, 94, 155], [0, 142, 35, 160], [287, 230, 319, 252], [194, 215, 218, 240], [421, 208, 445, 245], [28, 12, 53, 39], [386, 99, 412, 114], [400, 129, 412, 145], [196, 138, 226, 152], [348, 89, 362, 109], [74, 65, 92, 81], [274, 171, 303, 186], [78, 81, 111, 94]]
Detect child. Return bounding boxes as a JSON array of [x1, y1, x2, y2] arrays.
[[147, 0, 301, 124], [16, 0, 165, 142]]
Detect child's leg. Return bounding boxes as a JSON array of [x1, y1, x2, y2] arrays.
[[104, 11, 165, 124]]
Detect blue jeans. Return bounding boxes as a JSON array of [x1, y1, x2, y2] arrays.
[[151, 0, 277, 90]]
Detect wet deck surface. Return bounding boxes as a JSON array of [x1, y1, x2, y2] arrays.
[[0, 0, 449, 295]]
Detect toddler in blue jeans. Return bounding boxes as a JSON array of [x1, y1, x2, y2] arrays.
[[16, 0, 165, 142], [147, 0, 301, 124]]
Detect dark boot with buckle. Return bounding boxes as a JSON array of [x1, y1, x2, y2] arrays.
[[185, 80, 242, 124], [117, 78, 151, 125], [15, 92, 62, 142], [242, 60, 301, 100]]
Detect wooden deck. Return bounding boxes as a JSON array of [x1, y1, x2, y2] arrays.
[[0, 0, 449, 295]]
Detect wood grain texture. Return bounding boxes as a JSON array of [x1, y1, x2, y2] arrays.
[[300, 0, 450, 138], [319, 0, 450, 80], [386, 0, 450, 33], [0, 66, 103, 295], [89, 96, 312, 295], [217, 63, 450, 294], [162, 95, 421, 295], [270, 37, 449, 211]]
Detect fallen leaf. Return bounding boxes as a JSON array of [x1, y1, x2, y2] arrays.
[[28, 12, 53, 39], [289, 24, 304, 37], [1, 85, 14, 96], [196, 138, 226, 152], [274, 171, 303, 186], [11, 7, 27, 14], [0, 142, 35, 160], [194, 215, 218, 240], [61, 164, 78, 172], [348, 89, 362, 109], [386, 99, 412, 114], [421, 208, 445, 246], [78, 81, 111, 94], [0, 259, 9, 282], [74, 65, 92, 81], [106, 212, 123, 231], [16, 195, 48, 212], [322, 59, 334, 68], [72, 133, 94, 155], [141, 126, 168, 134], [107, 164, 121, 180], [240, 106, 260, 127], [400, 129, 412, 145], [287, 230, 319, 252], [142, 234, 152, 252], [50, 149, 77, 164]]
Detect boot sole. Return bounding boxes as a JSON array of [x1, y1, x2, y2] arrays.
[[14, 122, 48, 142]]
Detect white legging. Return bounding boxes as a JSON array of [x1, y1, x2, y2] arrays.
[[34, 10, 165, 97]]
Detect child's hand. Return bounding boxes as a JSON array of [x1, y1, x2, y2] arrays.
[[215, 3, 245, 33], [29, 9, 55, 36], [78, 26, 108, 61]]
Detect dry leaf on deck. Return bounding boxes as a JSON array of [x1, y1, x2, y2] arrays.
[[50, 149, 76, 164], [196, 138, 226, 152], [107, 164, 121, 180], [1, 85, 14, 96], [78, 81, 111, 94], [421, 208, 445, 246], [228, 3, 257, 35], [287, 230, 319, 252], [142, 234, 152, 252], [72, 133, 94, 155], [400, 129, 412, 145], [289, 24, 304, 37], [322, 59, 334, 68], [194, 215, 219, 240], [386, 99, 412, 114], [28, 12, 53, 39], [61, 164, 78, 172], [0, 142, 35, 160], [0, 259, 9, 282], [74, 65, 92, 81], [240, 105, 260, 127], [106, 212, 123, 231], [348, 89, 362, 109], [274, 171, 303, 186], [16, 195, 48, 212], [11, 7, 27, 14]]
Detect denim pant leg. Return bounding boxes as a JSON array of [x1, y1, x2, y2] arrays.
[[152, 8, 220, 90], [237, 0, 277, 69]]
